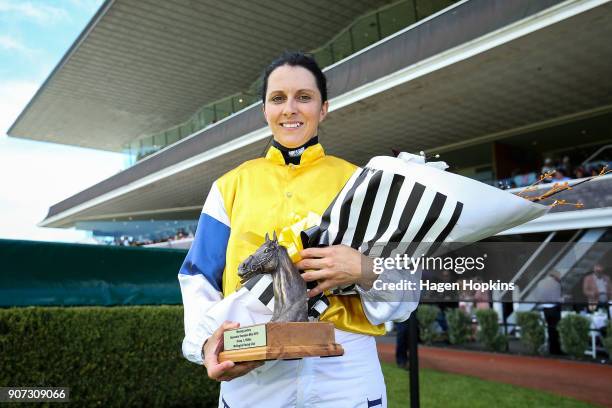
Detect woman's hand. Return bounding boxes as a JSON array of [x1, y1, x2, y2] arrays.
[[203, 321, 263, 382], [296, 245, 377, 297]]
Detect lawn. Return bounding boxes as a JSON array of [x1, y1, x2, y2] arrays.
[[382, 363, 597, 408]]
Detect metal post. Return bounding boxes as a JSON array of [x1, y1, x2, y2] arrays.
[[502, 307, 509, 352], [408, 313, 420, 408]]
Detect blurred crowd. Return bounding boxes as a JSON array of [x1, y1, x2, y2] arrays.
[[499, 156, 610, 189], [107, 227, 195, 247]]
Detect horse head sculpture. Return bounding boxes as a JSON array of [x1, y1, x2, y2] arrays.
[[238, 231, 308, 322]]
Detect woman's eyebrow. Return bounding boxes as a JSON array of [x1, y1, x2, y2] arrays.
[[268, 88, 316, 94]]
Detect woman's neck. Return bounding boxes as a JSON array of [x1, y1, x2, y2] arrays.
[[272, 136, 318, 165]]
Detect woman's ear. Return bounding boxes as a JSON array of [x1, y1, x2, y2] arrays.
[[319, 100, 329, 122]]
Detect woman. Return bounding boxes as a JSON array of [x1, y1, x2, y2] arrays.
[[179, 52, 416, 407]]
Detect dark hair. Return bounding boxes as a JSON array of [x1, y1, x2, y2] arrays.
[[261, 51, 327, 104]]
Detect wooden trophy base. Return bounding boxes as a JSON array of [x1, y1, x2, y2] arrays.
[[218, 322, 344, 362]]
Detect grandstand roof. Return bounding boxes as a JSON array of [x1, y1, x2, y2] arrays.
[[39, 0, 612, 230], [7, 0, 393, 151]]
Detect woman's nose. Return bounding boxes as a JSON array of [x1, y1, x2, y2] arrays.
[[282, 97, 297, 116]]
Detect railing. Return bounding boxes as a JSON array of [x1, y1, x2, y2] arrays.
[[497, 231, 557, 301], [123, 0, 459, 164], [582, 143, 612, 165]]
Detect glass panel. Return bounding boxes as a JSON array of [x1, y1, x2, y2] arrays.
[[332, 30, 353, 61], [193, 111, 204, 130], [233, 94, 251, 111], [130, 140, 140, 155], [415, 0, 455, 20], [244, 94, 258, 106], [215, 98, 233, 120], [200, 107, 215, 126], [379, 1, 417, 38], [153, 132, 166, 148], [179, 122, 193, 138], [165, 128, 180, 145], [139, 137, 156, 159], [248, 77, 263, 97], [122, 144, 134, 167], [351, 14, 379, 50], [314, 46, 334, 68]]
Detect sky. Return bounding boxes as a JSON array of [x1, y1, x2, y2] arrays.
[[0, 0, 125, 243]]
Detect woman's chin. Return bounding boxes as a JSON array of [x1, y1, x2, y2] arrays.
[[275, 133, 313, 148]]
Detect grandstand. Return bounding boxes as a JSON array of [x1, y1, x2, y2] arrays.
[[7, 0, 612, 306]]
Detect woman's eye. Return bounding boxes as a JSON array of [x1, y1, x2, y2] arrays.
[[271, 95, 284, 103], [298, 94, 311, 101]]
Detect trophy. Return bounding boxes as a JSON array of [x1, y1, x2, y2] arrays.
[[218, 232, 344, 362]]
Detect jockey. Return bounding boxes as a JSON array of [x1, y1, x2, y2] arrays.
[[178, 51, 419, 408]]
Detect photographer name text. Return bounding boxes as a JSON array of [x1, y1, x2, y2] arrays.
[[373, 279, 515, 292]]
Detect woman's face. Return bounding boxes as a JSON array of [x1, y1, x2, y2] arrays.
[[263, 65, 328, 148]]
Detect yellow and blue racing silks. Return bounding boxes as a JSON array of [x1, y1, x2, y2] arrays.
[[178, 143, 417, 365]]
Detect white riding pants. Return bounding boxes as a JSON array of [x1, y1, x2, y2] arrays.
[[218, 329, 387, 408]]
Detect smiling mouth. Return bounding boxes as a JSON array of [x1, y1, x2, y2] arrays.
[[280, 122, 304, 129]]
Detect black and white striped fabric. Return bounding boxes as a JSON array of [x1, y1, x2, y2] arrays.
[[301, 166, 463, 300], [240, 152, 547, 319]]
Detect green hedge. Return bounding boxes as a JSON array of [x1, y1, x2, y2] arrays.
[[516, 311, 545, 355], [475, 309, 506, 352], [0, 306, 219, 407], [446, 308, 471, 346], [558, 314, 590, 359], [604, 322, 612, 359], [417, 305, 440, 345]]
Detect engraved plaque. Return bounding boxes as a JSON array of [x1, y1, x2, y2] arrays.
[[223, 324, 267, 351]]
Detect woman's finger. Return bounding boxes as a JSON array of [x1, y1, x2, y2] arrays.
[[295, 257, 329, 271], [301, 269, 331, 282], [217, 361, 264, 381], [299, 247, 331, 259], [308, 278, 342, 298], [204, 321, 241, 380], [308, 284, 326, 298], [228, 361, 264, 376], [218, 321, 240, 334], [207, 360, 235, 380]]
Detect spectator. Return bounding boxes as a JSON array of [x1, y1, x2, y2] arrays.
[[458, 278, 475, 316], [541, 158, 555, 181], [553, 168, 571, 182], [574, 166, 586, 179], [473, 276, 491, 310], [561, 155, 572, 176], [531, 270, 563, 355], [582, 263, 612, 312]]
